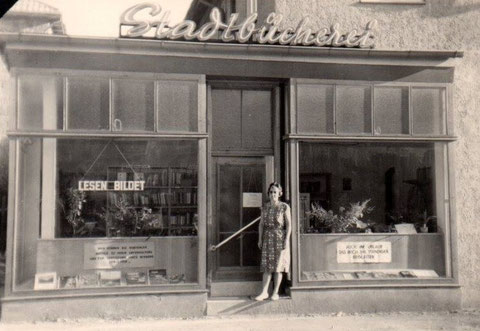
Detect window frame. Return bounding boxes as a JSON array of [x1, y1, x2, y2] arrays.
[[288, 78, 457, 288], [8, 69, 208, 296]]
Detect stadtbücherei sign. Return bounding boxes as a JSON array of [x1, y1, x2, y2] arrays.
[[120, 3, 376, 48]]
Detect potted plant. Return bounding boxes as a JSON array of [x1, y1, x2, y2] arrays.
[[306, 199, 373, 233], [417, 210, 436, 233]]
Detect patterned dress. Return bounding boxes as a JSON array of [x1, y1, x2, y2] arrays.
[[260, 202, 290, 275]]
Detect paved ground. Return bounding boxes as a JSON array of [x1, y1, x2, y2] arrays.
[[1, 310, 480, 331]]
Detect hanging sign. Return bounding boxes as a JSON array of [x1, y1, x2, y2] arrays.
[[120, 3, 376, 48], [242, 192, 263, 208], [78, 180, 145, 191], [337, 241, 392, 263]]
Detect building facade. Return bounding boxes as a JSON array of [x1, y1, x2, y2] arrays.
[[0, 0, 479, 321]]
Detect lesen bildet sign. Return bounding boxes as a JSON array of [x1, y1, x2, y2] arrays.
[[120, 3, 377, 48]]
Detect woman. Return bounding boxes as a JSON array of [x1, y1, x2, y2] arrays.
[[254, 182, 291, 301]]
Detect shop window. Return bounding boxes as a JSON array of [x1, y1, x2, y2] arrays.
[[112, 79, 154, 131], [67, 77, 110, 130], [14, 138, 200, 291], [18, 75, 63, 130], [374, 86, 409, 135], [412, 87, 446, 135], [336, 85, 372, 134], [298, 142, 448, 281]]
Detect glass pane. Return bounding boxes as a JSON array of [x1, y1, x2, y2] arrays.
[[336, 85, 372, 134], [211, 89, 242, 150], [18, 76, 63, 130], [157, 80, 198, 132], [374, 87, 409, 135], [56, 139, 198, 238], [299, 142, 447, 280], [297, 84, 334, 134], [242, 90, 273, 149], [67, 78, 109, 130], [242, 233, 260, 267], [412, 87, 446, 135], [218, 165, 241, 233], [113, 79, 154, 131]]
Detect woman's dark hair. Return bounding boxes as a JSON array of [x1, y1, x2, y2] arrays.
[[268, 182, 283, 195]]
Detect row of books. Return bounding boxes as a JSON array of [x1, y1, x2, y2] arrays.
[[302, 269, 439, 281], [169, 212, 196, 226], [133, 192, 197, 206], [34, 269, 186, 290], [108, 191, 198, 207], [145, 212, 197, 228]]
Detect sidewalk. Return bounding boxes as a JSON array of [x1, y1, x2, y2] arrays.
[[1, 310, 480, 331]]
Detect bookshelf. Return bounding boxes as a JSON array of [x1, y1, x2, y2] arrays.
[[107, 166, 198, 236]]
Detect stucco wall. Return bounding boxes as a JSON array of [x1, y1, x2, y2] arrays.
[[275, 0, 480, 308]]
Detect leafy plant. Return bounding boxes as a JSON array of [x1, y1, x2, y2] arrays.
[[65, 188, 87, 236], [306, 199, 374, 233], [98, 195, 157, 237]]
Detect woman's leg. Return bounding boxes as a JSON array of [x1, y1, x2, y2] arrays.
[[271, 272, 283, 300], [254, 272, 271, 301]]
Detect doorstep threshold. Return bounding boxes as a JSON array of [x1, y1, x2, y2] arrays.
[[208, 295, 292, 301]]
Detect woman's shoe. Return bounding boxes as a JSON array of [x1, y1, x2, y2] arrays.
[[254, 293, 269, 301], [270, 293, 279, 301]]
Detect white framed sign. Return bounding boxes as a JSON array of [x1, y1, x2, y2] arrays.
[[84, 242, 155, 269], [242, 192, 263, 208], [337, 241, 392, 263]]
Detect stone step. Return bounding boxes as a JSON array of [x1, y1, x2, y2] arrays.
[[207, 296, 292, 316], [210, 281, 263, 297]]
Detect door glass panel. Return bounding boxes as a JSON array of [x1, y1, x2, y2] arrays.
[[242, 233, 260, 267], [216, 161, 264, 270], [218, 233, 240, 267], [218, 165, 241, 233]]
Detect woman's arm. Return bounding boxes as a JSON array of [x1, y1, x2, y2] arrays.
[[284, 204, 292, 250], [258, 208, 264, 249]]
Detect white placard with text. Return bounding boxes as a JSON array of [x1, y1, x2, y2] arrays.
[[84, 242, 155, 269], [337, 241, 392, 263]]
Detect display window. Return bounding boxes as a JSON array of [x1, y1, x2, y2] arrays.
[[298, 142, 448, 281], [11, 72, 206, 292], [291, 79, 453, 283]]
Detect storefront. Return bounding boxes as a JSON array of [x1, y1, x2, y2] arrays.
[[0, 1, 463, 321]]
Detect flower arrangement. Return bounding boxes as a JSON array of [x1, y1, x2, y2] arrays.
[[306, 199, 374, 233]]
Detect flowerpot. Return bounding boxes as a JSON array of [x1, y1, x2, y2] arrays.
[[420, 225, 429, 233]]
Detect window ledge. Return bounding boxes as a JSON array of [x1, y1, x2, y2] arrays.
[[359, 0, 426, 4], [2, 288, 208, 302], [291, 282, 460, 290]]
